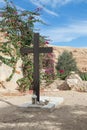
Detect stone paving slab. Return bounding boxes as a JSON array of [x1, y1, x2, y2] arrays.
[[20, 96, 64, 112]]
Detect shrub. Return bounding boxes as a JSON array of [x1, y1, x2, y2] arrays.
[[0, 0, 41, 91], [56, 50, 78, 80], [0, 0, 55, 91], [79, 72, 87, 81], [40, 52, 55, 85]]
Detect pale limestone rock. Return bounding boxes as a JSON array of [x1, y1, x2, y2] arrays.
[[0, 62, 12, 81], [0, 59, 23, 90], [59, 72, 87, 92], [11, 59, 23, 83]]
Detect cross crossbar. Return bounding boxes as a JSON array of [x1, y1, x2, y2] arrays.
[[20, 47, 53, 55]]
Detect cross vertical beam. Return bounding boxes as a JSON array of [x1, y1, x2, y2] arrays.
[[20, 33, 53, 102], [33, 33, 40, 101]]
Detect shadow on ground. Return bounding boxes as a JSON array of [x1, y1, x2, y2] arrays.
[[0, 99, 87, 130]]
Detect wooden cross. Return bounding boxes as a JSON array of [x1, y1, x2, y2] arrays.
[[20, 33, 53, 101]]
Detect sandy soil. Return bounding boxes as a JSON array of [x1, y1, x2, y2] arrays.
[[0, 90, 87, 130]]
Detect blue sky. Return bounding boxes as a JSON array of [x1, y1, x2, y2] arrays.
[[0, 0, 87, 48]]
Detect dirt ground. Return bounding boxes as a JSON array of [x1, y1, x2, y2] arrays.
[[0, 90, 87, 130]]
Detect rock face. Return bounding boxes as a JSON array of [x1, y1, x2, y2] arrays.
[[58, 72, 87, 92], [0, 59, 23, 90]]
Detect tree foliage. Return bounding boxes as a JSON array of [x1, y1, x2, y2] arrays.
[[56, 50, 78, 79]]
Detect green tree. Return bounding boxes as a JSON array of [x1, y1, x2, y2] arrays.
[[56, 50, 78, 79]]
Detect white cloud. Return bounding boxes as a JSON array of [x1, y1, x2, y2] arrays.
[[30, 0, 87, 16], [39, 20, 87, 43], [0, 0, 5, 6], [30, 0, 58, 16], [30, 0, 71, 7], [0, 0, 5, 3], [16, 5, 25, 11], [42, 7, 58, 16], [30, 0, 87, 8]]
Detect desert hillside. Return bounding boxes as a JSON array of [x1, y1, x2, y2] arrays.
[[52, 46, 87, 72], [0, 32, 87, 72]]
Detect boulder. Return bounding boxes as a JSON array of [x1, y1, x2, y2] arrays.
[[59, 71, 87, 92]]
